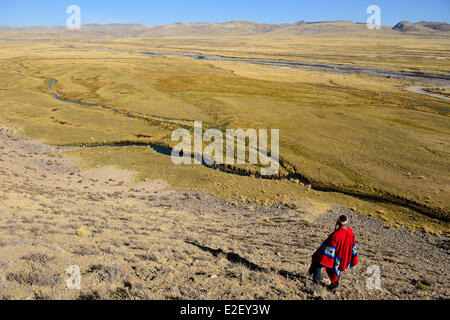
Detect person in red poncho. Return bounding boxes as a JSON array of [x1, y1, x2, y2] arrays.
[[309, 215, 358, 292]]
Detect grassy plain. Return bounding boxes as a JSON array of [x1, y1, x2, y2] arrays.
[[1, 128, 447, 300], [0, 30, 449, 234]]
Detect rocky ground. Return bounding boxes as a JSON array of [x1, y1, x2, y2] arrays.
[[0, 124, 448, 300], [405, 85, 450, 101]]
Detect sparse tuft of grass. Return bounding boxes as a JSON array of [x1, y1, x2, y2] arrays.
[[21, 253, 53, 264], [76, 227, 89, 238], [416, 283, 430, 292]]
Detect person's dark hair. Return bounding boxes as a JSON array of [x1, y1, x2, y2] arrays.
[[335, 215, 349, 230]]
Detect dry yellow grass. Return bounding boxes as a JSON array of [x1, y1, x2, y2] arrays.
[[0, 33, 449, 234], [0, 126, 447, 300]]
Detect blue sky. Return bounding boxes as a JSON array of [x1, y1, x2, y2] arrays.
[[0, 0, 449, 27]]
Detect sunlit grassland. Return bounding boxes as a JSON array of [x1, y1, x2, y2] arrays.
[[0, 64, 170, 146], [64, 144, 449, 235], [0, 40, 448, 234], [105, 32, 450, 74]]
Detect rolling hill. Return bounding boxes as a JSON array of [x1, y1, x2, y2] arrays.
[[0, 20, 449, 39]]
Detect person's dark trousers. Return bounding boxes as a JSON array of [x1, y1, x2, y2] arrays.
[[312, 264, 340, 290], [312, 265, 323, 284], [325, 267, 340, 290], [313, 266, 339, 291]]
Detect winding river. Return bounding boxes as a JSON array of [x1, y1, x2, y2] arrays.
[[45, 71, 448, 222], [140, 51, 450, 111], [141, 51, 450, 83], [48, 78, 174, 155]]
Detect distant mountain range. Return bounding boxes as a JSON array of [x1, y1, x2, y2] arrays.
[[0, 20, 449, 38], [393, 21, 450, 34]]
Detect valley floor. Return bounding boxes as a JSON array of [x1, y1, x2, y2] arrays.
[[0, 124, 448, 300]]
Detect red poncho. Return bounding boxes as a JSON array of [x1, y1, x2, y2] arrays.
[[309, 227, 358, 283]]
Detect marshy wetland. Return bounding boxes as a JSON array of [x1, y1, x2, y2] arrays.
[[1, 34, 449, 232]]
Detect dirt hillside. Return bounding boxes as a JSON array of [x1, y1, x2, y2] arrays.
[[0, 124, 448, 300]]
